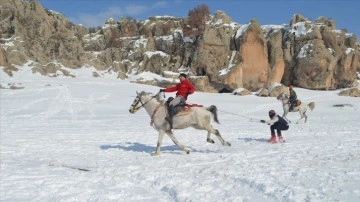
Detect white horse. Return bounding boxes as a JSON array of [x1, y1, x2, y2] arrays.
[[129, 91, 231, 156], [276, 93, 315, 123]]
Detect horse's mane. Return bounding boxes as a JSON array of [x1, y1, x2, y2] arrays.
[[139, 91, 165, 105], [155, 93, 165, 105], [138, 91, 147, 97], [278, 92, 289, 99]]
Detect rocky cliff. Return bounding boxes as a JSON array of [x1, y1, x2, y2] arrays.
[[1, 0, 359, 92]]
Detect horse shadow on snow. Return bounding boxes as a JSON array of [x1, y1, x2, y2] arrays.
[[100, 142, 175, 153], [100, 142, 220, 154], [238, 137, 268, 143]]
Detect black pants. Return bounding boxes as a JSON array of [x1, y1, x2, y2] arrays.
[[270, 124, 289, 136]]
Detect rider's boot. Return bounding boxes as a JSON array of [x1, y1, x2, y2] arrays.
[[289, 105, 294, 112], [268, 135, 277, 143], [165, 105, 174, 129]]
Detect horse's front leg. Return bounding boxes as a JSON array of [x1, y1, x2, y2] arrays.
[[282, 111, 291, 123], [166, 130, 190, 154], [152, 130, 166, 156], [281, 105, 293, 123]]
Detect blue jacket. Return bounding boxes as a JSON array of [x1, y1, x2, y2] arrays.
[[265, 115, 288, 126]]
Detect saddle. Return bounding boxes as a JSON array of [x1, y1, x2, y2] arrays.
[[291, 100, 301, 108], [164, 97, 203, 129], [165, 97, 203, 117]]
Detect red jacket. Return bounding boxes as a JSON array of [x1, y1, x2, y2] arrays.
[[164, 79, 195, 100]]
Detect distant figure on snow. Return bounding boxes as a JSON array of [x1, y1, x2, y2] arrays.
[[159, 73, 195, 129], [260, 110, 289, 143]]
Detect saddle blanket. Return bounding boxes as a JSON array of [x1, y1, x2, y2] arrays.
[[175, 103, 204, 116], [186, 103, 203, 107]]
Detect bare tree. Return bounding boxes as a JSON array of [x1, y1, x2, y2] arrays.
[[107, 29, 121, 48], [182, 4, 210, 38]]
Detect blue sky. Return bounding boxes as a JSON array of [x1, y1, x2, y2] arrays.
[[39, 0, 359, 39]]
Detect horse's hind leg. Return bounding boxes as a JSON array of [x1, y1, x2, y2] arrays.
[[166, 131, 190, 154], [297, 111, 307, 124], [216, 129, 231, 146], [206, 131, 215, 144], [207, 126, 231, 146]]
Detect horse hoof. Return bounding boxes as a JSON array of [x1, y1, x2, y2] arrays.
[[207, 138, 215, 144], [225, 142, 231, 146], [151, 152, 160, 156], [186, 150, 190, 154]]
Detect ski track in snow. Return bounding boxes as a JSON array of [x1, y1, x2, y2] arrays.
[[1, 77, 360, 202]]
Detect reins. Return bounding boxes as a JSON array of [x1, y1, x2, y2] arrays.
[[218, 109, 261, 121], [150, 105, 161, 126]]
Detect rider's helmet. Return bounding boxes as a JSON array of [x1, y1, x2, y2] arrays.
[[268, 110, 276, 118], [179, 73, 187, 78]]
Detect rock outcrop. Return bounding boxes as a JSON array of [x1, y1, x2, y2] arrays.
[[282, 15, 359, 90], [225, 19, 269, 91], [339, 88, 360, 97], [0, 0, 90, 71]]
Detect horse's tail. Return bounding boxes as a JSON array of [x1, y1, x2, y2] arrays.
[[206, 105, 220, 124], [308, 102, 315, 111]]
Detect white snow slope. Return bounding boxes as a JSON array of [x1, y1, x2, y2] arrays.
[[1, 68, 360, 202]]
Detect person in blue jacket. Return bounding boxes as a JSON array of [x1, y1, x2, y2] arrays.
[[260, 110, 289, 143]]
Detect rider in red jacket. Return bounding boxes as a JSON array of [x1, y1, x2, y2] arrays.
[[159, 73, 195, 129], [162, 74, 195, 100]]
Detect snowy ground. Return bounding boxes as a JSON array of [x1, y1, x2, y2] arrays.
[[1, 67, 360, 202]]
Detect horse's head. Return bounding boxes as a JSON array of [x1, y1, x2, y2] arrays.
[[129, 91, 148, 114], [277, 93, 289, 101]]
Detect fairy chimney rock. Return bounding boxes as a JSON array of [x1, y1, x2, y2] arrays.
[[225, 19, 269, 90]]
